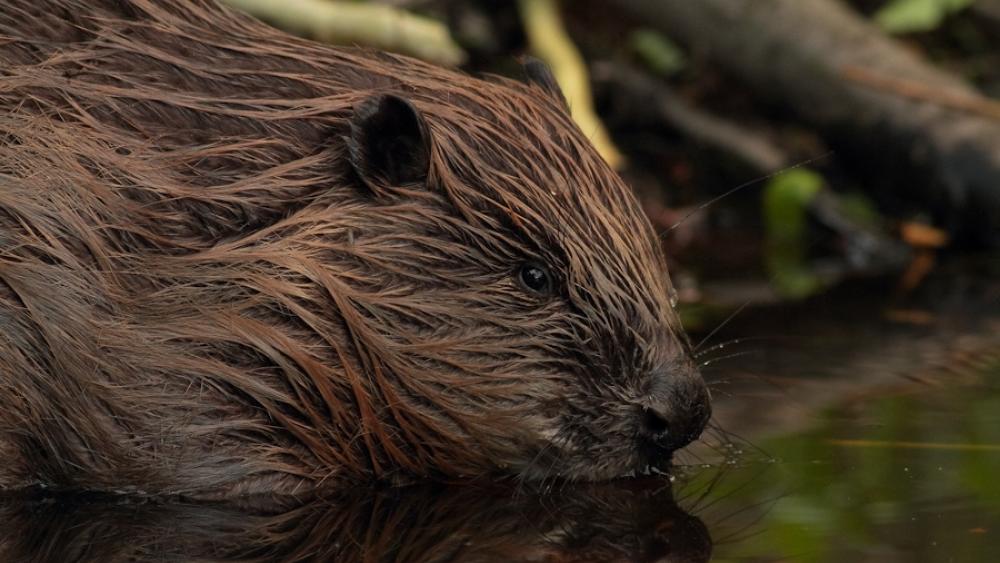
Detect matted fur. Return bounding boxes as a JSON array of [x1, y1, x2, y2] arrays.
[[0, 0, 709, 498]]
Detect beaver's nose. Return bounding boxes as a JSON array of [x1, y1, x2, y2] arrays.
[[639, 375, 711, 455]]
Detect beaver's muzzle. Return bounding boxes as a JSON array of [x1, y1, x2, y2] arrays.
[[638, 369, 711, 462]]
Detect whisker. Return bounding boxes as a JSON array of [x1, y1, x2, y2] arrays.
[[687, 462, 772, 514], [674, 444, 709, 467], [711, 494, 783, 545], [698, 350, 759, 368], [693, 302, 749, 353], [708, 422, 773, 460], [661, 151, 834, 237], [514, 440, 555, 497], [679, 464, 730, 512], [705, 386, 736, 398], [694, 338, 747, 360], [694, 336, 785, 359]]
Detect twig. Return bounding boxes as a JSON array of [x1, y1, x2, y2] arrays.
[[597, 64, 789, 172], [841, 63, 1000, 121], [518, 0, 624, 169], [222, 0, 465, 66]]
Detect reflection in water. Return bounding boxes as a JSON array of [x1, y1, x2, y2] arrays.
[[0, 479, 711, 562]]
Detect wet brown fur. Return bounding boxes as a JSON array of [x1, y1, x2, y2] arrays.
[[0, 0, 708, 498]]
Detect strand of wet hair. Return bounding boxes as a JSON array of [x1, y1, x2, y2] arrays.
[[660, 151, 835, 238]]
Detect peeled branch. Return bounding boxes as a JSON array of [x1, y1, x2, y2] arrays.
[[222, 0, 466, 67], [518, 0, 624, 169]]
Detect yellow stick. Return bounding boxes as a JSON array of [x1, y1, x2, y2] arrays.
[[222, 0, 466, 67], [518, 0, 624, 169]]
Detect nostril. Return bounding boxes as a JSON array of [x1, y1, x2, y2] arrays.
[[639, 374, 713, 458], [641, 406, 670, 440], [639, 389, 711, 453]]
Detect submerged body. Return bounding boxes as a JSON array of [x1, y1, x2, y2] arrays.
[[0, 0, 709, 499]]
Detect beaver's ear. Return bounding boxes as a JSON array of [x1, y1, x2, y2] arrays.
[[523, 57, 568, 109], [347, 94, 431, 189]]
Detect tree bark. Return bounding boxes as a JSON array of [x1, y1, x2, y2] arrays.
[[615, 0, 1000, 246]]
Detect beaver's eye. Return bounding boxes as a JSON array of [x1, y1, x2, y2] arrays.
[[517, 262, 553, 295]]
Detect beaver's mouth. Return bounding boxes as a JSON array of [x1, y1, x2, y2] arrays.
[[508, 399, 703, 482], [637, 440, 676, 476], [510, 433, 682, 482]]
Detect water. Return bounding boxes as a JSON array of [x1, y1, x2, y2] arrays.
[[684, 372, 1000, 562], [2, 263, 997, 562], [686, 260, 1000, 562]]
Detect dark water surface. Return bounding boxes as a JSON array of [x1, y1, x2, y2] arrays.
[[682, 260, 1000, 562], [2, 263, 997, 562], [683, 367, 1000, 562]]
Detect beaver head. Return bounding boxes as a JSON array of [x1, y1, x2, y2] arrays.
[[339, 81, 711, 481], [0, 0, 709, 494]]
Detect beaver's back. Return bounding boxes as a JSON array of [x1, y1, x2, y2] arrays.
[[2, 0, 459, 242], [0, 0, 595, 497]]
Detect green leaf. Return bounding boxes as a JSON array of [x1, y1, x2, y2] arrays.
[[874, 0, 975, 34], [630, 29, 686, 77], [763, 169, 824, 299], [764, 169, 823, 244]]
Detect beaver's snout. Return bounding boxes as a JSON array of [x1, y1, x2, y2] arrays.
[[639, 370, 711, 461]]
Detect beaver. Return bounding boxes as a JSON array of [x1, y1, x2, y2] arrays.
[[0, 0, 711, 499]]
